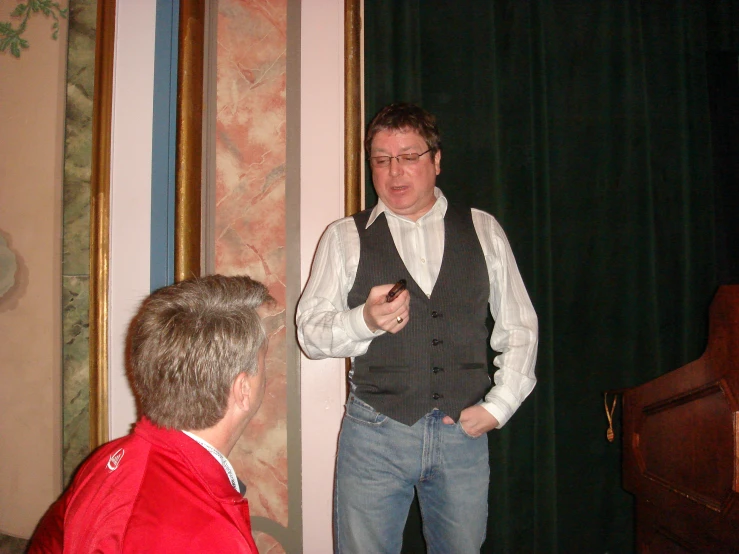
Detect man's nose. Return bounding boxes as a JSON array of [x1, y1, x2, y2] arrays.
[[389, 157, 403, 176]]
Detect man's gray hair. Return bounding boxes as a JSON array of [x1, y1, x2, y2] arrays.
[[128, 274, 273, 430]]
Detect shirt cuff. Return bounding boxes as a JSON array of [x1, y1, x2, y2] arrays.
[[480, 402, 506, 429], [342, 303, 385, 341], [481, 385, 521, 429]]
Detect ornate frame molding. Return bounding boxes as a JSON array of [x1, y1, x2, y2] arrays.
[[175, 0, 205, 282], [89, 0, 115, 448], [345, 0, 362, 216]]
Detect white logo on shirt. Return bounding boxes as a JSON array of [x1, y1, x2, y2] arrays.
[[106, 448, 125, 471]]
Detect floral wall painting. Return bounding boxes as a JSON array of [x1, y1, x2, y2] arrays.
[[0, 0, 68, 540], [0, 233, 18, 298], [0, 0, 68, 58], [0, 232, 26, 312]]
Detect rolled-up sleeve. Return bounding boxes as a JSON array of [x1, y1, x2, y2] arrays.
[[473, 209, 538, 428]]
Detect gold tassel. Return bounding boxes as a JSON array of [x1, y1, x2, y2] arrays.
[[604, 393, 618, 442]]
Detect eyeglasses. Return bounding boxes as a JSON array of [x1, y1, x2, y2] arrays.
[[369, 149, 431, 168]]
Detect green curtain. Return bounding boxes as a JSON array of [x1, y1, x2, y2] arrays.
[[364, 1, 737, 552]]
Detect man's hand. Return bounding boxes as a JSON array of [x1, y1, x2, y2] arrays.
[[363, 283, 410, 334], [442, 405, 499, 437]]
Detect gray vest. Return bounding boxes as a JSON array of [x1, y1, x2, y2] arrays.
[[348, 205, 491, 425]]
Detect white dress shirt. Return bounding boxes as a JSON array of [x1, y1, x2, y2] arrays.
[[296, 188, 538, 428]]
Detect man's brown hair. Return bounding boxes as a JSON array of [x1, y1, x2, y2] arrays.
[[364, 102, 442, 159], [128, 274, 273, 430]]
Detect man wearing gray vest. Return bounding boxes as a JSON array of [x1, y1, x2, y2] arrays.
[[297, 103, 538, 554]]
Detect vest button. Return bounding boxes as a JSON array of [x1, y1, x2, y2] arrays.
[[432, 366, 443, 374], [431, 310, 442, 318], [431, 339, 443, 346], [432, 393, 442, 400]]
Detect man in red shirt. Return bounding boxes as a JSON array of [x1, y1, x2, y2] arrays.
[[28, 275, 273, 553]]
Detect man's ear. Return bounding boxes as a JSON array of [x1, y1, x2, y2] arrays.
[[433, 150, 441, 175], [232, 371, 252, 413]]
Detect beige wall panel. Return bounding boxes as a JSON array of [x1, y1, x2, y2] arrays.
[[0, 0, 67, 538]]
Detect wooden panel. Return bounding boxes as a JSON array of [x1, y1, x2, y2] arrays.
[[643, 529, 698, 554], [622, 285, 739, 553], [636, 382, 734, 510]]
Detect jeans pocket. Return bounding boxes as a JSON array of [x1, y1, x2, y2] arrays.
[[344, 395, 388, 426], [457, 420, 480, 440]]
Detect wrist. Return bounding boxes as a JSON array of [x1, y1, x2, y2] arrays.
[[349, 304, 382, 339]]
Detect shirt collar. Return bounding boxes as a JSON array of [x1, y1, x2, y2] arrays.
[[182, 430, 244, 495], [366, 187, 448, 228], [134, 418, 245, 499]]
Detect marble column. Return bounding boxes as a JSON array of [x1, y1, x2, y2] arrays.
[[61, 0, 96, 487], [215, 1, 295, 552]]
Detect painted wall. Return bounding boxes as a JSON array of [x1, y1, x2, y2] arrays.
[[215, 2, 293, 552], [0, 0, 67, 538], [108, 0, 156, 442], [213, 1, 347, 552], [0, 1, 346, 551], [107, 3, 346, 552], [299, 1, 348, 551], [62, 0, 97, 489]]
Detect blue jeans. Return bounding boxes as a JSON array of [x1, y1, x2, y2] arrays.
[[335, 394, 489, 554]]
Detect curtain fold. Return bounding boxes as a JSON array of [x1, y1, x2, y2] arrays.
[[365, 1, 735, 551]]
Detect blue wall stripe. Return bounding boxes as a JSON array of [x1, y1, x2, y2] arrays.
[[150, 0, 179, 292]]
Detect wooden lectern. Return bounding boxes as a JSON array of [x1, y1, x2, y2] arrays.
[[621, 285, 739, 552]]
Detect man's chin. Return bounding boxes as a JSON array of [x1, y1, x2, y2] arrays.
[[383, 195, 414, 212]]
